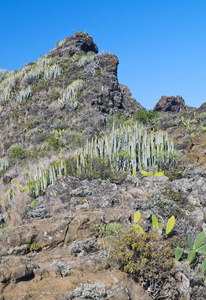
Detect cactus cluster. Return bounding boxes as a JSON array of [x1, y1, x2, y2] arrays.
[[15, 86, 32, 103], [23, 67, 42, 84], [78, 52, 96, 67], [0, 69, 8, 82], [0, 158, 9, 171], [0, 70, 19, 102], [77, 123, 174, 175], [0, 56, 61, 103], [28, 158, 67, 196], [23, 57, 60, 83], [57, 79, 85, 110], [55, 37, 69, 48], [44, 64, 61, 80]]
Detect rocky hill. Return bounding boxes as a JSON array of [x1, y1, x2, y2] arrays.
[[0, 31, 206, 299]]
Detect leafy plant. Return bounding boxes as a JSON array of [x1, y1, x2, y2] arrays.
[[175, 231, 206, 275], [16, 183, 30, 194], [141, 169, 164, 177], [97, 222, 122, 238], [151, 214, 175, 235], [175, 247, 184, 261], [181, 116, 190, 129], [133, 211, 144, 234], [30, 200, 36, 208]]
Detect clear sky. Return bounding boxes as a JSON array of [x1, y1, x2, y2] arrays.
[[0, 0, 206, 109]]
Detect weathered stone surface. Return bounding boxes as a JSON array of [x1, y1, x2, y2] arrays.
[[153, 95, 193, 113], [47, 31, 98, 58], [185, 133, 206, 167]]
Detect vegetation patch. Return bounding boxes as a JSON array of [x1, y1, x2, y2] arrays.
[[111, 229, 178, 299]]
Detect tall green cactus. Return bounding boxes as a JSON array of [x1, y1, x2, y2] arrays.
[[77, 123, 174, 175], [29, 158, 67, 197]]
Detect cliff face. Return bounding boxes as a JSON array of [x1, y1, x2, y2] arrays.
[[0, 31, 206, 299]]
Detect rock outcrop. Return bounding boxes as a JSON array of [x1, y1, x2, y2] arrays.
[[0, 31, 206, 300], [153, 95, 195, 113], [47, 31, 99, 58]]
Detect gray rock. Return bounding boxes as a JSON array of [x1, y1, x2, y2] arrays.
[[8, 244, 28, 255], [73, 281, 112, 300], [70, 186, 92, 197]]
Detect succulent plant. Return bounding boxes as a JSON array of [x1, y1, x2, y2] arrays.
[[151, 214, 175, 235], [77, 123, 174, 176], [175, 231, 206, 275]]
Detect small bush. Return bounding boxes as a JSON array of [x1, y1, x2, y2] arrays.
[[48, 137, 59, 150], [112, 229, 178, 299], [30, 243, 42, 252], [8, 147, 27, 159], [97, 223, 123, 238], [106, 112, 129, 129], [4, 140, 13, 151], [134, 109, 159, 123], [155, 149, 183, 170], [66, 131, 85, 149], [49, 91, 60, 102]]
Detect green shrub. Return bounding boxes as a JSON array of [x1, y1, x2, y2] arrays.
[[48, 137, 59, 150], [91, 87, 99, 93], [155, 149, 183, 170], [66, 131, 84, 149], [112, 229, 178, 299], [106, 112, 129, 129], [166, 168, 184, 182], [134, 109, 159, 124], [97, 223, 123, 238], [30, 243, 41, 252], [49, 91, 60, 102], [8, 147, 27, 159]]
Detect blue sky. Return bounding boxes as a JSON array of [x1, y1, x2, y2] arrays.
[[0, 0, 206, 109]]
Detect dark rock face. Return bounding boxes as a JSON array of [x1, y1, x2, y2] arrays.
[[47, 31, 98, 58], [197, 102, 206, 114], [153, 95, 187, 113]]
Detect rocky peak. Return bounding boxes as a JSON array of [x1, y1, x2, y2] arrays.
[[1, 31, 206, 300], [47, 31, 98, 58], [153, 95, 188, 113]]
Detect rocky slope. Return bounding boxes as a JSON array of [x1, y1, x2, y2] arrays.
[[0, 31, 206, 299]]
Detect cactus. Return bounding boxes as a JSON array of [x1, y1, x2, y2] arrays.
[[0, 158, 9, 171], [44, 64, 61, 80], [78, 52, 96, 67], [57, 79, 85, 110], [0, 69, 8, 82], [77, 123, 174, 176], [16, 86, 32, 103], [28, 158, 67, 197]]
